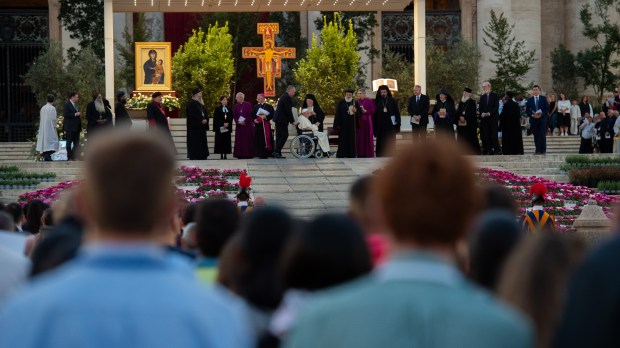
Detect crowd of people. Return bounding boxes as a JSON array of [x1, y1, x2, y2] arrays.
[[4, 130, 620, 347], [35, 83, 620, 161]]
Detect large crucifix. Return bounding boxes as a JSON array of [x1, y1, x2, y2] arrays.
[[242, 23, 296, 97]]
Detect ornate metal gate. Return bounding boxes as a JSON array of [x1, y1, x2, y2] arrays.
[[0, 10, 48, 142], [382, 10, 462, 62]]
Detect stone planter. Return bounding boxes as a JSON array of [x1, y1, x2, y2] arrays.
[[127, 109, 147, 120], [573, 200, 613, 246]]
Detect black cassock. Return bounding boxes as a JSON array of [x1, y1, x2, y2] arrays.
[[252, 103, 275, 158], [334, 99, 360, 158], [212, 105, 232, 154], [186, 99, 209, 160], [146, 101, 175, 151], [456, 98, 481, 154], [374, 97, 401, 157], [499, 99, 524, 155], [432, 98, 457, 134]]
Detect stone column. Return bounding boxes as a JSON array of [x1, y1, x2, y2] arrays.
[[459, 0, 475, 41], [372, 11, 382, 80], [540, 0, 564, 92], [48, 0, 61, 41], [573, 200, 613, 246], [413, 0, 426, 93], [300, 11, 309, 44], [104, 0, 115, 102], [477, 0, 511, 87], [511, 0, 542, 87]]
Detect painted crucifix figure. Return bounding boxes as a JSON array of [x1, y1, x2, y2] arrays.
[[242, 23, 296, 97]]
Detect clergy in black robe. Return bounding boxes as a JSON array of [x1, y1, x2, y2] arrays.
[[499, 92, 524, 155], [86, 92, 113, 136], [114, 91, 132, 128], [302, 94, 326, 132], [146, 92, 175, 151], [252, 93, 275, 159], [432, 88, 457, 135], [186, 88, 210, 160], [456, 88, 481, 154], [334, 88, 361, 158], [374, 85, 401, 157], [212, 95, 232, 159]]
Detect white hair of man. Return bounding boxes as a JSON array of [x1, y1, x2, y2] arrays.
[[94, 96, 105, 113], [286, 85, 296, 92]]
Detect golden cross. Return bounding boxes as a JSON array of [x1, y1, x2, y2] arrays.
[[242, 23, 296, 97]]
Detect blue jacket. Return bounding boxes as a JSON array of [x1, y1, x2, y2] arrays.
[[285, 251, 534, 348], [526, 95, 549, 118]]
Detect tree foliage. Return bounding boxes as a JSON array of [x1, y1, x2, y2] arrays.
[[315, 11, 378, 86], [58, 0, 104, 59], [24, 41, 73, 112], [551, 44, 579, 100], [201, 13, 265, 96], [426, 37, 481, 98], [482, 10, 536, 94], [575, 0, 620, 102], [294, 14, 360, 114], [24, 42, 104, 114], [382, 49, 414, 115], [172, 24, 235, 114], [116, 14, 153, 91]]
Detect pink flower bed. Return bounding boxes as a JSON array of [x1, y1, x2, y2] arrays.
[[19, 167, 247, 205], [479, 168, 616, 230], [18, 181, 78, 205]]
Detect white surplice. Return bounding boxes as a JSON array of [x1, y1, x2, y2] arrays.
[[35, 103, 59, 153]]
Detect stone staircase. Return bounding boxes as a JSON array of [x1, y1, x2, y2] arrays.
[[0, 143, 33, 161], [521, 135, 580, 154]]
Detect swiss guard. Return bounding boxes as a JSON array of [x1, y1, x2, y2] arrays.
[[519, 183, 557, 234], [236, 172, 252, 213]]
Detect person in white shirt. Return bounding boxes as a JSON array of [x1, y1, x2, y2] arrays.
[[557, 93, 571, 136], [36, 94, 60, 161], [298, 109, 331, 155], [579, 113, 595, 154], [569, 100, 581, 135]]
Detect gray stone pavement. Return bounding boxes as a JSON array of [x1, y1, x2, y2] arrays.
[[178, 157, 388, 218]]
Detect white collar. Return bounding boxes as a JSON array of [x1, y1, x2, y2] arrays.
[[532, 205, 544, 210]]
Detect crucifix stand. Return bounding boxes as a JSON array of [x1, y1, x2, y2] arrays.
[[242, 23, 296, 97]]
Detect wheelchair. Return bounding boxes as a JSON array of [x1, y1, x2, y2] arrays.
[[290, 130, 328, 159]]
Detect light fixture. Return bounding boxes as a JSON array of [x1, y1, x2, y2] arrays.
[[251, 0, 256, 5], [151, 0, 154, 5], [168, 0, 171, 5], [267, 0, 272, 6], [284, 0, 288, 5], [365, 0, 371, 5], [185, 0, 188, 5], [201, 0, 204, 4], [134, 0, 137, 6], [218, 0, 222, 5], [349, 0, 355, 5]]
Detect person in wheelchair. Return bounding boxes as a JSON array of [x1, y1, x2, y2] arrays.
[[298, 108, 332, 155]]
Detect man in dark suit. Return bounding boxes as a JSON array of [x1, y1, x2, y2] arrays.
[[407, 85, 429, 142], [526, 85, 549, 154], [62, 92, 82, 160], [478, 81, 501, 155], [273, 85, 298, 158]]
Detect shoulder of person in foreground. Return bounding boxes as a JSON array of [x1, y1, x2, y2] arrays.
[[284, 274, 533, 348], [0, 252, 253, 348], [553, 237, 620, 348]]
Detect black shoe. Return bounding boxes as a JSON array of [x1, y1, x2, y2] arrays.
[[272, 152, 279, 158]]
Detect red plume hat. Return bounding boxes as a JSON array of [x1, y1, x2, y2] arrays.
[[529, 183, 547, 203], [237, 172, 252, 200]]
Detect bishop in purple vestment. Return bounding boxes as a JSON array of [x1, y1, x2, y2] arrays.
[[233, 92, 255, 159], [356, 89, 377, 158]]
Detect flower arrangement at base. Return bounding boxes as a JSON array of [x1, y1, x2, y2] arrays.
[[161, 95, 180, 112], [18, 181, 78, 205], [126, 93, 151, 110]]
